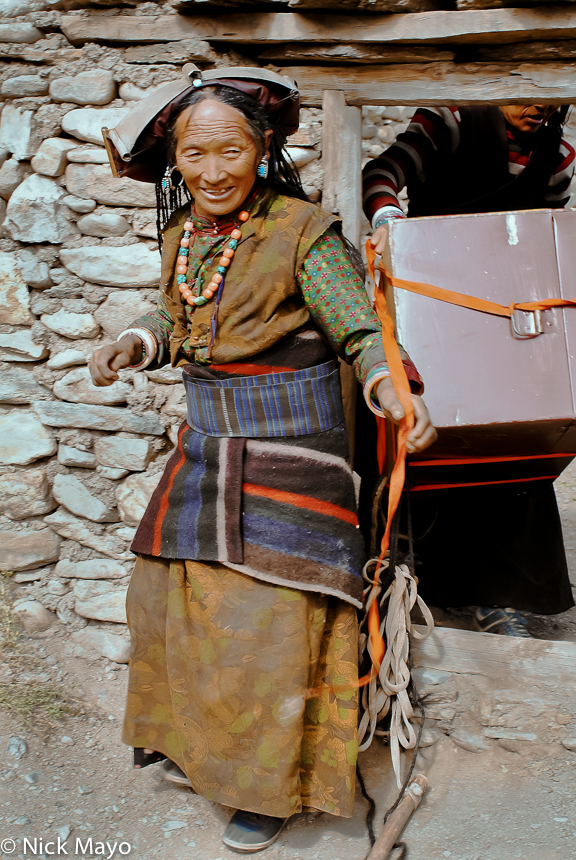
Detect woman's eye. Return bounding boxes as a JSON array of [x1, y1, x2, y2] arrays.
[[224, 148, 241, 156]]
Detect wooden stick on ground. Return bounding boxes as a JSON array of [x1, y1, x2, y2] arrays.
[[366, 774, 429, 860]]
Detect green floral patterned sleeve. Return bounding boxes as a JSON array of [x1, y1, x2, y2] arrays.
[[297, 227, 389, 387]]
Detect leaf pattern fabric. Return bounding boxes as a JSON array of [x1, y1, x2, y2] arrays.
[[123, 555, 359, 818]]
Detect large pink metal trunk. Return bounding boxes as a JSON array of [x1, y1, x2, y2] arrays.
[[386, 209, 576, 457]]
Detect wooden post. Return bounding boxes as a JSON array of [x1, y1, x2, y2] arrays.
[[322, 89, 362, 246], [366, 774, 429, 860], [322, 90, 362, 462]]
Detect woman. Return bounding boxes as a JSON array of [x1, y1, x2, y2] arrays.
[[91, 65, 436, 853]]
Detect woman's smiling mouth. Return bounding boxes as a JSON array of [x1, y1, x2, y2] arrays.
[[201, 187, 234, 198]]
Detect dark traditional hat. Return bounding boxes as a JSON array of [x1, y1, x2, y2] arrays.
[[102, 64, 300, 184]]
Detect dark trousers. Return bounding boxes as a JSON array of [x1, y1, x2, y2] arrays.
[[410, 481, 574, 615], [355, 397, 574, 615]]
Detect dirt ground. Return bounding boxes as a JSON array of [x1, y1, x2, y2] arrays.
[[2, 463, 576, 860]]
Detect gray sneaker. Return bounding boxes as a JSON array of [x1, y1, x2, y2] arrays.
[[161, 759, 193, 788], [475, 606, 532, 638], [223, 810, 287, 853]]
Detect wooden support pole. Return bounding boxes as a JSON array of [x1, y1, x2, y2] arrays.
[[322, 90, 362, 462], [366, 774, 429, 860], [322, 90, 362, 247]]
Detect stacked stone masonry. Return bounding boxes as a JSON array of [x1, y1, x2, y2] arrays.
[[0, 0, 575, 663]]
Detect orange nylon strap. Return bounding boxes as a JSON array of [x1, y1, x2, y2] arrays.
[[357, 243, 415, 686], [384, 271, 576, 318], [306, 250, 416, 699]]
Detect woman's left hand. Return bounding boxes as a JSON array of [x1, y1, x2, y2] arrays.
[[376, 377, 438, 454]]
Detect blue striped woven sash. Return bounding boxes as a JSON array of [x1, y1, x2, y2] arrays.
[[183, 360, 344, 438]]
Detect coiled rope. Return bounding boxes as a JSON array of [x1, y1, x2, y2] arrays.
[[358, 558, 433, 785]]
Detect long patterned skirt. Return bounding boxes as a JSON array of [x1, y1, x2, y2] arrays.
[[123, 554, 360, 818]]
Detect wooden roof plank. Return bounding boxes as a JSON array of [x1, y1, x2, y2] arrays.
[[479, 37, 576, 59], [259, 43, 456, 62], [281, 62, 576, 106], [61, 8, 576, 47], [289, 0, 436, 8], [456, 0, 565, 8], [174, 0, 438, 9]]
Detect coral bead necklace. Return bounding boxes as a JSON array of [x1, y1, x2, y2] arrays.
[[176, 210, 250, 307]]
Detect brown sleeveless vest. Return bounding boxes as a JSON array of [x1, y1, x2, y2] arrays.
[[159, 194, 339, 366]]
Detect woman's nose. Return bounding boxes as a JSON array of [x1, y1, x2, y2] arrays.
[[202, 155, 226, 184]]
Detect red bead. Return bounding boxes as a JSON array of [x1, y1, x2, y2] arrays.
[[176, 265, 187, 275], [231, 229, 242, 240], [212, 273, 223, 284], [219, 256, 230, 268], [222, 248, 234, 259], [184, 221, 193, 231], [180, 237, 190, 248], [177, 256, 188, 266], [202, 289, 214, 299], [179, 283, 187, 294], [182, 289, 193, 299], [186, 296, 196, 306], [238, 211, 249, 223]]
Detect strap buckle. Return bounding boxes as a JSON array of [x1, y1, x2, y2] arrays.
[[510, 308, 543, 340]]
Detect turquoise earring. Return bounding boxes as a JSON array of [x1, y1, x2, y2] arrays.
[[257, 155, 269, 179]]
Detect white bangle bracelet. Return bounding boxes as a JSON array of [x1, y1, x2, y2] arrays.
[[117, 328, 157, 370], [371, 206, 405, 231]]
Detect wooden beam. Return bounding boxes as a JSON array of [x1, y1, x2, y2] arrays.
[[456, 0, 562, 8], [412, 624, 576, 685], [123, 39, 216, 64], [289, 0, 438, 7], [172, 0, 285, 7], [259, 43, 456, 63], [289, 0, 439, 10], [175, 0, 439, 9], [61, 13, 202, 44], [60, 8, 576, 47], [479, 38, 576, 60], [281, 62, 576, 106]]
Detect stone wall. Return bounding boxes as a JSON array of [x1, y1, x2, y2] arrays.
[[0, 0, 574, 662], [0, 1, 333, 662]]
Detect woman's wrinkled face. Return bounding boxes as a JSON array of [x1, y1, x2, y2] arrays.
[[500, 104, 556, 135], [174, 99, 271, 218]]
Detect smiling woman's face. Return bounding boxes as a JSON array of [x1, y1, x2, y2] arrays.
[[174, 98, 271, 219]]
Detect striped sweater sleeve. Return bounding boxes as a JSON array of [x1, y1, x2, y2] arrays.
[[362, 107, 461, 226], [364, 107, 575, 223], [544, 137, 575, 207]]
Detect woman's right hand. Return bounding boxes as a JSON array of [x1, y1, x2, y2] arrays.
[[369, 223, 390, 257], [89, 334, 143, 387]]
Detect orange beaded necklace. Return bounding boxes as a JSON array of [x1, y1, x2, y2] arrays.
[[176, 210, 250, 308]]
